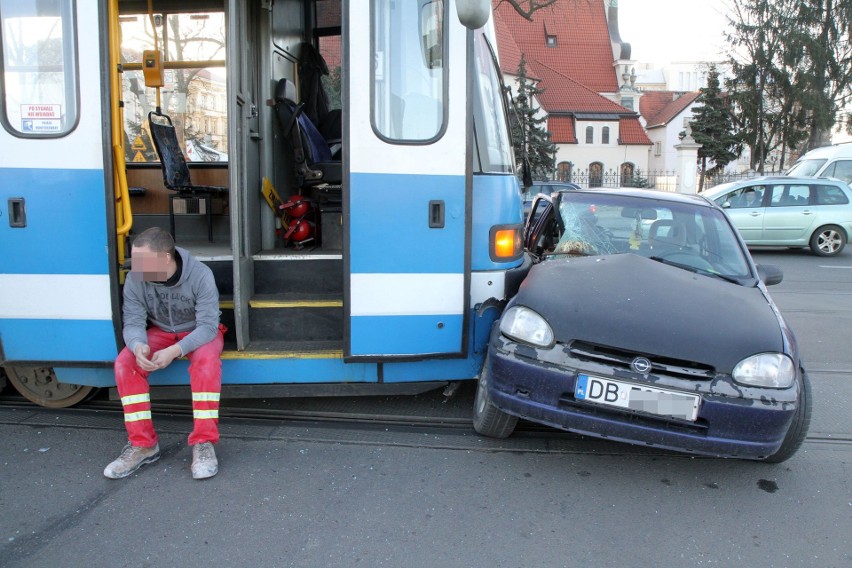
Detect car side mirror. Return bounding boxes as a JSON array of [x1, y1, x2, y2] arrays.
[[721, 200, 732, 209], [524, 196, 555, 255], [757, 264, 783, 286]]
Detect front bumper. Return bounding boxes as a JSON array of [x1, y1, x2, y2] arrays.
[[487, 336, 800, 460]]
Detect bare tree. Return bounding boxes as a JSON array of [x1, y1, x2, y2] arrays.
[[497, 0, 561, 21]]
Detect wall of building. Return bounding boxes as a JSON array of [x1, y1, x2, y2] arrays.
[[554, 141, 649, 183]]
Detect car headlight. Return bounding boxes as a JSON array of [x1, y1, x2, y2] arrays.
[[732, 353, 795, 388], [499, 306, 554, 348]]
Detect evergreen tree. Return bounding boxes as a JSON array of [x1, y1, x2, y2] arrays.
[[726, 0, 852, 168], [511, 54, 556, 183], [690, 65, 741, 191], [792, 0, 852, 149], [725, 0, 794, 172]]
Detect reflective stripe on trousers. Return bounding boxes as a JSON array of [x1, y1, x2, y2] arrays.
[[114, 324, 226, 447]]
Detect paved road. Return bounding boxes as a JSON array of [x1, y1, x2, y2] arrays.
[[0, 248, 849, 568], [752, 247, 852, 371], [751, 248, 852, 448]]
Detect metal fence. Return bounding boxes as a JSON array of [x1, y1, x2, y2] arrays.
[[703, 170, 783, 189], [560, 169, 681, 191], [554, 168, 785, 192]]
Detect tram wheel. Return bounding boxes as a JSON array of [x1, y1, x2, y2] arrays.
[[5, 366, 95, 408]]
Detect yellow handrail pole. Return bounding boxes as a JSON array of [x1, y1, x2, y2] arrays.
[[109, 0, 133, 270], [148, 0, 161, 111]]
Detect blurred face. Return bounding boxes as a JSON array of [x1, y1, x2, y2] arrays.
[[131, 245, 173, 281]]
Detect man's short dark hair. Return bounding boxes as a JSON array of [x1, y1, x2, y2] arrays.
[[132, 227, 176, 256]]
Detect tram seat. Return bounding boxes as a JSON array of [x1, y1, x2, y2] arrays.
[[273, 78, 342, 188], [296, 42, 341, 158], [148, 111, 228, 242]]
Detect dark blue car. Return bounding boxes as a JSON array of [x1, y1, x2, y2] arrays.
[[474, 189, 811, 462], [522, 180, 580, 218]]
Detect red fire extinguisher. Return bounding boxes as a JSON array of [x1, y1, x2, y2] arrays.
[[279, 194, 315, 248]]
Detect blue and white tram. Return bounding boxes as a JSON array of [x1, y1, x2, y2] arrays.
[[0, 0, 527, 406]]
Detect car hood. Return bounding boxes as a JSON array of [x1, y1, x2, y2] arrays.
[[512, 254, 784, 372]]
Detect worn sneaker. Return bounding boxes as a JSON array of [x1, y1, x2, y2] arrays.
[[191, 442, 218, 480], [103, 443, 160, 479]]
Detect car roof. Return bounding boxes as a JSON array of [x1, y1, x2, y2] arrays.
[[556, 188, 714, 207], [793, 143, 852, 160], [702, 176, 848, 198], [531, 181, 579, 187]]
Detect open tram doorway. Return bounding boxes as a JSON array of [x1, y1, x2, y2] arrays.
[[117, 0, 348, 354], [118, 2, 231, 252]]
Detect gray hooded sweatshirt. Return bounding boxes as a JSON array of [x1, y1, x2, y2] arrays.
[[122, 247, 221, 356]]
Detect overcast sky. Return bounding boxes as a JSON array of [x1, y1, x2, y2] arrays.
[[617, 0, 731, 66]]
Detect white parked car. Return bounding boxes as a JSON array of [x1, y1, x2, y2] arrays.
[[785, 143, 852, 185]]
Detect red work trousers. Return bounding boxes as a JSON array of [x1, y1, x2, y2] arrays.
[[114, 324, 226, 448]]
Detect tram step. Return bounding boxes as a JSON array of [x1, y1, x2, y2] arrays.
[[200, 255, 342, 303], [223, 339, 343, 359], [253, 255, 342, 296], [249, 296, 343, 342], [201, 259, 234, 295], [218, 296, 236, 347]]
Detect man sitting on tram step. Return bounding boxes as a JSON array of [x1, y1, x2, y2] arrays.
[[104, 227, 226, 480]]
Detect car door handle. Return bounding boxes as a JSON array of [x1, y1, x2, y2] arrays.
[[749, 211, 761, 217], [802, 210, 814, 215]]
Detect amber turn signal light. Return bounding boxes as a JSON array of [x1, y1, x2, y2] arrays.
[[489, 224, 523, 262]]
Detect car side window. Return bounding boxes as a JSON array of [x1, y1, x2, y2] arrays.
[[813, 184, 850, 205], [825, 160, 852, 184], [728, 186, 765, 208], [769, 184, 810, 207]]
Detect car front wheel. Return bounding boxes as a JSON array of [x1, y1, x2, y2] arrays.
[[472, 356, 518, 439], [762, 369, 812, 463], [809, 225, 846, 256]]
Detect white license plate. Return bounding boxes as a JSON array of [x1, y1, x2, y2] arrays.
[[575, 374, 700, 421]]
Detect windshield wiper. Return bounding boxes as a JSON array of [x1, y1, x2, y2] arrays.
[[546, 250, 593, 257], [649, 256, 743, 284]]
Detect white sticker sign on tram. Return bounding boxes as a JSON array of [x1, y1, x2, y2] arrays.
[[21, 104, 62, 133]]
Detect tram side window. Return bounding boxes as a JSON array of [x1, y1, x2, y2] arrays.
[[371, 0, 446, 142], [119, 11, 227, 163], [472, 31, 513, 174], [316, 0, 341, 112], [0, 0, 79, 137]]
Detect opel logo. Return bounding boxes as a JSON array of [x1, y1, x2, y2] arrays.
[[631, 357, 652, 374]]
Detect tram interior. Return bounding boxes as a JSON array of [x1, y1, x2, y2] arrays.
[[122, 0, 341, 249], [120, 0, 346, 351]]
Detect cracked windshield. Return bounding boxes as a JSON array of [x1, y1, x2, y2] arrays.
[[549, 194, 751, 279]]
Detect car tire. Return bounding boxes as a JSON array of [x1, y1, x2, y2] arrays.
[[762, 368, 812, 464], [472, 357, 518, 439], [809, 225, 846, 256]]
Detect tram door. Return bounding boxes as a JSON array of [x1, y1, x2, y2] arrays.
[[346, 1, 471, 358], [227, 0, 262, 350], [0, 1, 118, 364]]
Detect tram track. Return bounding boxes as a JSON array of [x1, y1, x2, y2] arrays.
[[1, 393, 624, 458], [1, 393, 850, 449], [0, 394, 474, 429]]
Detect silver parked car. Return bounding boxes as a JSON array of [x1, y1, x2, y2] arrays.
[[702, 176, 852, 256]]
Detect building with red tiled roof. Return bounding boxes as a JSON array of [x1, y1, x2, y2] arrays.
[[638, 91, 701, 172], [641, 91, 700, 129], [492, 0, 651, 187]]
